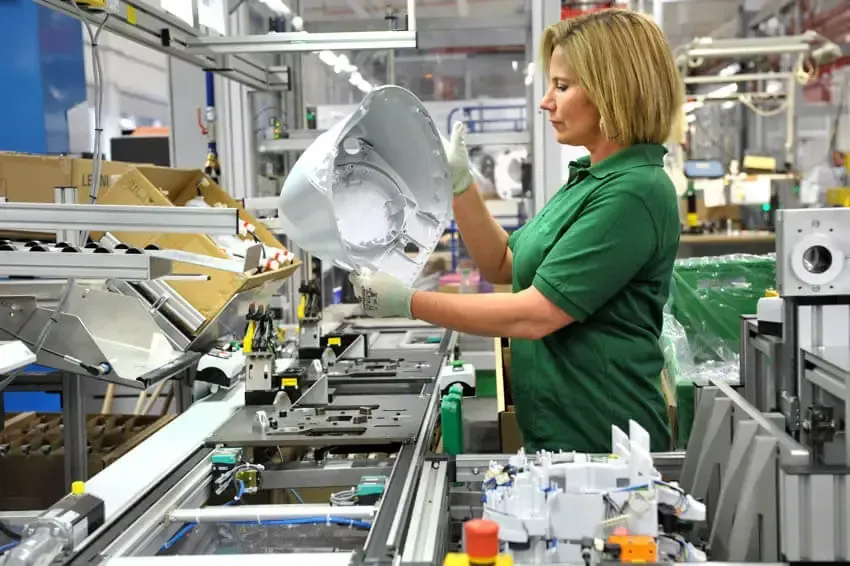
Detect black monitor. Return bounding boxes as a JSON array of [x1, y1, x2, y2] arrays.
[[110, 136, 170, 167]]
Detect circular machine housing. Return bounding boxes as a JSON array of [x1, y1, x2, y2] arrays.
[[277, 86, 452, 286]]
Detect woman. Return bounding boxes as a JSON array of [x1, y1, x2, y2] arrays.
[[351, 9, 683, 454]]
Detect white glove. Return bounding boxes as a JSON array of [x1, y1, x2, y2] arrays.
[[442, 121, 475, 195], [350, 270, 414, 319]]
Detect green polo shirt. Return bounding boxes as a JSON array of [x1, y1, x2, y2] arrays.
[[507, 143, 678, 454]]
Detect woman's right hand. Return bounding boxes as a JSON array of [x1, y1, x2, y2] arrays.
[[442, 121, 474, 196]]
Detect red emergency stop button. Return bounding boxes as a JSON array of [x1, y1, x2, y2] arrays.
[[464, 519, 499, 563]]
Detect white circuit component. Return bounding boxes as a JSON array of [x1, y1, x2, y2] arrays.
[[480, 421, 707, 565]]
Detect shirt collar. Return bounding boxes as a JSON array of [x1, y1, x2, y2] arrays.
[[568, 144, 668, 180]]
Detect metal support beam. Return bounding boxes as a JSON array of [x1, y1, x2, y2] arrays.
[[257, 130, 529, 153], [34, 0, 285, 91], [530, 0, 563, 215], [0, 203, 239, 235], [63, 373, 88, 487], [684, 72, 794, 85], [690, 92, 786, 102], [304, 17, 525, 49], [186, 31, 418, 54], [0, 250, 174, 280], [218, 2, 256, 201]]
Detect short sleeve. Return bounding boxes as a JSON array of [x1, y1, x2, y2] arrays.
[[532, 192, 657, 322]]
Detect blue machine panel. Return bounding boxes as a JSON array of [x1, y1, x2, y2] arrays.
[[0, 0, 85, 154]]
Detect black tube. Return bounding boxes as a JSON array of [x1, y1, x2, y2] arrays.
[[0, 520, 21, 541]]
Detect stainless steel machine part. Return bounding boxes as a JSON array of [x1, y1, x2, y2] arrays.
[[208, 392, 429, 447], [0, 283, 195, 387]]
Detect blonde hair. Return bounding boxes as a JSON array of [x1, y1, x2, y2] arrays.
[[541, 9, 684, 145]]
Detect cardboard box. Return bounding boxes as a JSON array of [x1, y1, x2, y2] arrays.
[[679, 196, 742, 225], [97, 166, 300, 327], [0, 412, 174, 510], [494, 336, 522, 452], [0, 153, 136, 239], [0, 152, 135, 204]]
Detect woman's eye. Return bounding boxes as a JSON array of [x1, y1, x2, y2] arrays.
[[556, 84, 569, 92]]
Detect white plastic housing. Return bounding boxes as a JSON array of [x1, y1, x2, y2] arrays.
[[277, 85, 452, 286]]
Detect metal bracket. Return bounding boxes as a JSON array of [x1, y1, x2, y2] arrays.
[[781, 391, 801, 432]]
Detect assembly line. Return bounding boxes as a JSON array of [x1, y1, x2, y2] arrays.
[[0, 200, 847, 565], [1, 0, 850, 565]]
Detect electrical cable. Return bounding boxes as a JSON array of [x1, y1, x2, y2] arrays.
[[0, 541, 17, 554], [330, 487, 356, 506], [0, 521, 20, 542]]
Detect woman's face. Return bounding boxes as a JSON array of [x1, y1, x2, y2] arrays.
[[539, 46, 602, 147]]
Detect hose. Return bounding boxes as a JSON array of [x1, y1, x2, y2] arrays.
[[0, 521, 20, 542]]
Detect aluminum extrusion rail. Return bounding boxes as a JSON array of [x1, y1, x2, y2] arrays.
[[0, 250, 174, 280], [0, 202, 239, 235], [187, 31, 417, 54], [356, 331, 455, 564], [33, 0, 289, 91]]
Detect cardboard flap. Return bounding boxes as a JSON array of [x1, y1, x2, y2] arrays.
[[135, 166, 206, 203], [99, 168, 174, 207], [190, 175, 282, 247], [71, 159, 139, 202]]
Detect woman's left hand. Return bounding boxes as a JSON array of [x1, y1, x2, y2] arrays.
[[349, 270, 414, 318]]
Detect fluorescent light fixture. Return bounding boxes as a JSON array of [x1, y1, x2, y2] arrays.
[[766, 79, 783, 94], [257, 0, 291, 15], [247, 2, 380, 95]]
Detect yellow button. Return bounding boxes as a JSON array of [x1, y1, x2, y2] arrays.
[[71, 481, 85, 495], [764, 289, 779, 297]]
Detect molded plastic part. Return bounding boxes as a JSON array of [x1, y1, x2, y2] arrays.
[[277, 85, 452, 286]]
